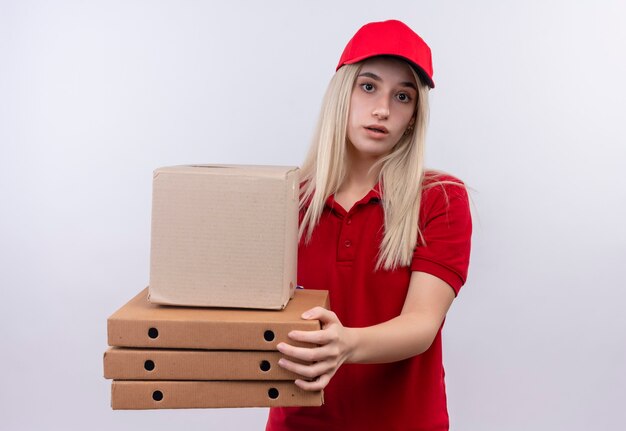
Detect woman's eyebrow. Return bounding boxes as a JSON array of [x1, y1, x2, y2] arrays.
[[358, 72, 382, 81], [399, 81, 417, 90], [358, 72, 417, 90]]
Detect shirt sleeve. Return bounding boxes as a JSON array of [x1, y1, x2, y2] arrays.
[[410, 177, 473, 295]]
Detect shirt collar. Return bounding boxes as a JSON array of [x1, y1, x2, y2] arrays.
[[325, 181, 382, 211]]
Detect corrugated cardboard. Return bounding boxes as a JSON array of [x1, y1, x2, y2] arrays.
[[148, 164, 300, 309], [111, 380, 323, 409], [103, 347, 307, 380], [108, 288, 329, 350]]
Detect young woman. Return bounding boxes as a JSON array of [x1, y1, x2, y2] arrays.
[[266, 20, 472, 431]]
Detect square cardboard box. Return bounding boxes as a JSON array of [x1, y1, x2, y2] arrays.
[[149, 164, 299, 309]]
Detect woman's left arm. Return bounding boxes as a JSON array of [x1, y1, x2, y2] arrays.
[[276, 271, 455, 391]]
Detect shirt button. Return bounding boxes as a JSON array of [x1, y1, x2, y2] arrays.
[[344, 240, 351, 248], [346, 218, 352, 225]]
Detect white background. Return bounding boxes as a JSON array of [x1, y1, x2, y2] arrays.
[[2, 1, 625, 430]]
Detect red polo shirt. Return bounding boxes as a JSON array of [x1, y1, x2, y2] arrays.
[[266, 174, 472, 431]]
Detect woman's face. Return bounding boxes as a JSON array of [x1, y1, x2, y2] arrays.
[[346, 57, 418, 161]]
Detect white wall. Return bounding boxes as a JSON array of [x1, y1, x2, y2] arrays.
[[1, 1, 625, 430]]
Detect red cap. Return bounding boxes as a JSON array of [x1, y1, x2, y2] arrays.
[[336, 20, 435, 88]]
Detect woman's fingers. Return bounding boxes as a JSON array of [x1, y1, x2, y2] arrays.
[[275, 307, 352, 391], [294, 374, 332, 391], [301, 306, 339, 324], [278, 357, 336, 380], [287, 327, 338, 345], [277, 341, 338, 362], [288, 309, 341, 345]]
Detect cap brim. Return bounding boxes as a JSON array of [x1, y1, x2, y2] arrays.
[[340, 54, 435, 89]]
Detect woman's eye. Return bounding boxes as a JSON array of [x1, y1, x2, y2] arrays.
[[361, 83, 375, 92], [396, 93, 412, 103]]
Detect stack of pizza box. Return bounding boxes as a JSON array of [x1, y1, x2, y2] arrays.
[[103, 288, 327, 409], [103, 165, 326, 409]]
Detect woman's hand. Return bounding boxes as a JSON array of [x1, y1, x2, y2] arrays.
[[276, 306, 356, 391]]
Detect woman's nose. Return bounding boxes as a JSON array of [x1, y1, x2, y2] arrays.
[[372, 99, 390, 120]]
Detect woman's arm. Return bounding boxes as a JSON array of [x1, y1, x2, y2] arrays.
[[276, 271, 455, 391]]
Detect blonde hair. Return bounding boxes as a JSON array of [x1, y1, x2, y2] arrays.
[[299, 60, 438, 271]]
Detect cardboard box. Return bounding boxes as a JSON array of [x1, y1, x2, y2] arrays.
[[103, 347, 306, 380], [111, 380, 323, 409], [107, 288, 329, 350], [148, 164, 300, 309]]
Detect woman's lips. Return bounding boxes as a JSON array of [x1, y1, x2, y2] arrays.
[[364, 125, 389, 137]]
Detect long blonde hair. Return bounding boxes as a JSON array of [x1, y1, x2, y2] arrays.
[[299, 60, 434, 271]]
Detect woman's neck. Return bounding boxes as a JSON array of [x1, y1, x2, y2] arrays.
[[342, 163, 379, 193], [341, 147, 383, 193], [336, 150, 383, 207]]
